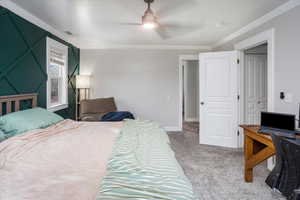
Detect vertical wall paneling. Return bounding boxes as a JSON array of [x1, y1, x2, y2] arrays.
[[0, 6, 79, 119]]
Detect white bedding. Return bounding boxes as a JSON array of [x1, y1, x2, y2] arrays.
[[0, 120, 123, 200]]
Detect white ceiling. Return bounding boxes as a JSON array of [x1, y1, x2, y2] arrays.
[[9, 0, 289, 48]]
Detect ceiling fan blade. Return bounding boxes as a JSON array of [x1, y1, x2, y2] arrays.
[[117, 0, 143, 17], [118, 22, 142, 26], [156, 22, 205, 39], [100, 22, 142, 29], [155, 26, 170, 40], [155, 0, 198, 19]]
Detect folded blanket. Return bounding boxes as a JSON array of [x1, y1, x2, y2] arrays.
[[97, 120, 197, 200], [100, 111, 135, 122]]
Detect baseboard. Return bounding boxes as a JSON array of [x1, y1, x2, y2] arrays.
[[164, 126, 181, 132], [184, 118, 199, 122]]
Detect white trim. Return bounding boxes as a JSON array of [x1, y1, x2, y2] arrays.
[[47, 104, 68, 112], [46, 37, 69, 112], [178, 55, 199, 132], [179, 55, 199, 60], [185, 118, 199, 122], [164, 127, 181, 132], [80, 44, 212, 50], [0, 0, 79, 47], [235, 29, 275, 112], [237, 50, 245, 148], [235, 29, 275, 148], [179, 59, 184, 131], [214, 0, 300, 48], [234, 29, 274, 52]]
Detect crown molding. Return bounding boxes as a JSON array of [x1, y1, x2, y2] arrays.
[[0, 0, 79, 47], [179, 55, 199, 60], [213, 0, 300, 48], [80, 43, 212, 50]]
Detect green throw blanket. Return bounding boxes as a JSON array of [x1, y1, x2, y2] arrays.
[[97, 120, 197, 200]]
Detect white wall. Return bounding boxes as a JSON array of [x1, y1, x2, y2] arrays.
[[184, 60, 199, 121], [215, 5, 300, 117], [80, 49, 198, 129]]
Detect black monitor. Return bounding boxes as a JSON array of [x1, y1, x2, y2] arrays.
[[299, 103, 300, 128], [261, 111, 295, 131]]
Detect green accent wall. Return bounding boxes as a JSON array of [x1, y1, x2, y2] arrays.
[[0, 6, 79, 119]]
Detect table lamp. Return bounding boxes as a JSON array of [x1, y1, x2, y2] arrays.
[[75, 75, 91, 120]]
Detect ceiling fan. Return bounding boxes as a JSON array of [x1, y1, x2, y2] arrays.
[[120, 0, 201, 40]]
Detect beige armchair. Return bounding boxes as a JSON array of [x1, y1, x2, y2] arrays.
[[79, 97, 117, 121]]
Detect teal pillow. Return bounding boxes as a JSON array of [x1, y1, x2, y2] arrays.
[[0, 129, 6, 142], [0, 129, 15, 142], [0, 107, 64, 139]]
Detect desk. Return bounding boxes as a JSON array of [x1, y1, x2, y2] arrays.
[[240, 125, 276, 182]]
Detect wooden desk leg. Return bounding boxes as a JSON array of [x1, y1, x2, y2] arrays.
[[244, 134, 254, 182]]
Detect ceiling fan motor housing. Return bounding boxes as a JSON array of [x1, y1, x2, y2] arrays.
[[142, 9, 157, 24], [144, 0, 154, 4], [142, 0, 157, 25]]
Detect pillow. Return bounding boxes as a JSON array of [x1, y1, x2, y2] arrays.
[[0, 129, 15, 142], [0, 129, 6, 142], [0, 107, 64, 139]]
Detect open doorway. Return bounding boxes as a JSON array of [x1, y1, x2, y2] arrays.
[[183, 60, 199, 133], [243, 43, 268, 125], [235, 29, 275, 169], [179, 55, 199, 134]]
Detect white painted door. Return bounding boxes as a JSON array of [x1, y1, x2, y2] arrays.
[[244, 54, 268, 125], [199, 51, 238, 148]]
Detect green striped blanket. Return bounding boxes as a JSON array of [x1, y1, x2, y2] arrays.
[[97, 120, 197, 200]]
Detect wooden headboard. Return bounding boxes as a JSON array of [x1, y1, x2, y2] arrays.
[[0, 93, 37, 116]]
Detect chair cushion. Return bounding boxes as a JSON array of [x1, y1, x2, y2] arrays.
[[80, 113, 104, 122], [80, 97, 117, 115]]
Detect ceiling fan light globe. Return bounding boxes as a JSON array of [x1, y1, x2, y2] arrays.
[[143, 23, 156, 29], [142, 13, 158, 29]]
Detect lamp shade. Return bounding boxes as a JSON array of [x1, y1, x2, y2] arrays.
[[76, 75, 90, 89]]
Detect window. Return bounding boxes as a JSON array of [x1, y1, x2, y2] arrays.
[[46, 37, 68, 112]]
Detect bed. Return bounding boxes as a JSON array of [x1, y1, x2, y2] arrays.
[[0, 94, 197, 200]]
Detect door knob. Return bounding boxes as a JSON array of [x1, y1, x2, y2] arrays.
[[200, 102, 205, 105]]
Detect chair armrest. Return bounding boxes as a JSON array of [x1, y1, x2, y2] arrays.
[[293, 189, 300, 200], [80, 116, 96, 121]]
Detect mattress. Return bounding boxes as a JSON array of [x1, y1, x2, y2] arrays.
[[0, 119, 196, 200]]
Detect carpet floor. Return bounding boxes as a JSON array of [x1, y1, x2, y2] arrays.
[[168, 130, 285, 200], [183, 121, 199, 133]]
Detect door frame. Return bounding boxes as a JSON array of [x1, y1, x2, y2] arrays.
[[178, 55, 199, 131], [235, 28, 275, 148]]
